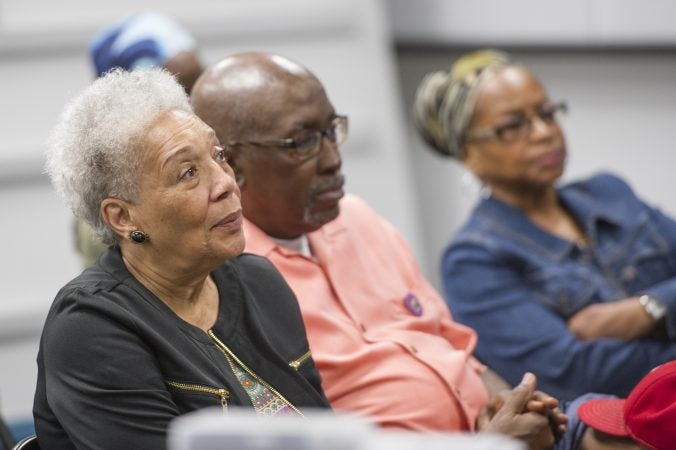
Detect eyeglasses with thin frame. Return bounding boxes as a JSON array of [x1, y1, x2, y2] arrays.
[[464, 101, 567, 144], [225, 115, 348, 162]]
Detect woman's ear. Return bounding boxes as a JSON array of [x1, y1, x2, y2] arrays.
[[461, 144, 477, 170], [100, 198, 135, 241], [462, 145, 492, 195]]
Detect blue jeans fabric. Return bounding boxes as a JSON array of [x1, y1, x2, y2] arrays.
[[556, 393, 611, 450], [443, 172, 676, 400]]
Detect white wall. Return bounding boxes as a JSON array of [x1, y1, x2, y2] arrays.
[[0, 0, 420, 423], [389, 0, 676, 46]]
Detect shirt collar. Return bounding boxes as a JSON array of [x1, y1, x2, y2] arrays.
[[270, 234, 313, 258], [242, 218, 318, 258], [242, 197, 349, 258], [475, 197, 575, 260], [242, 218, 277, 257], [558, 182, 625, 229], [474, 182, 625, 260]]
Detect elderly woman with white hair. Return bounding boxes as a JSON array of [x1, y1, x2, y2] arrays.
[[33, 68, 329, 449]]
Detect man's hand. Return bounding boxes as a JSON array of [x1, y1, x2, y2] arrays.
[[528, 390, 567, 438], [568, 297, 654, 341], [479, 373, 558, 450], [478, 370, 567, 438]]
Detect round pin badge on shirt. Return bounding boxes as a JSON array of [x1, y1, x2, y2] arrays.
[[403, 293, 423, 316]]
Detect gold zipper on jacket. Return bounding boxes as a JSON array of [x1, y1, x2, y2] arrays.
[[207, 329, 305, 417], [288, 350, 312, 371], [165, 380, 230, 413]]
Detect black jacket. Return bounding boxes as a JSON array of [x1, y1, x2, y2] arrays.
[[33, 247, 329, 449]]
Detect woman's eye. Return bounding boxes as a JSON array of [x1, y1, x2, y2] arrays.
[[214, 146, 228, 162], [538, 106, 557, 121], [493, 118, 527, 140], [497, 118, 526, 133], [180, 167, 197, 180]]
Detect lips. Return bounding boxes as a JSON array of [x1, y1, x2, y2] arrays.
[[213, 209, 243, 231], [314, 186, 344, 201], [536, 148, 566, 169], [312, 175, 345, 202]]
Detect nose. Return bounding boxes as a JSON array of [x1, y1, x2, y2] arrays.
[[317, 136, 342, 175], [210, 160, 239, 202]]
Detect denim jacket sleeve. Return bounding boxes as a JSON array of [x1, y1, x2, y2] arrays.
[[636, 203, 676, 339], [585, 172, 676, 339], [442, 240, 676, 401]]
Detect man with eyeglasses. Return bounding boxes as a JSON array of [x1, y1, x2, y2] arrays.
[[192, 52, 577, 450]]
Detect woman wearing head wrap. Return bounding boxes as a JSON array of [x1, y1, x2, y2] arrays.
[[413, 50, 676, 401], [34, 68, 329, 449]]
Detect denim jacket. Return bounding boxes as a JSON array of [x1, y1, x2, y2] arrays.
[[442, 172, 676, 400]]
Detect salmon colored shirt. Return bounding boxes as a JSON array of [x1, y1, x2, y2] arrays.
[[243, 194, 489, 431]]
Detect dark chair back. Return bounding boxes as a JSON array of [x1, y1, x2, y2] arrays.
[[0, 413, 16, 450], [10, 436, 38, 450]]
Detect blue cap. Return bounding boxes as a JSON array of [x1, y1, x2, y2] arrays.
[[89, 12, 196, 77]]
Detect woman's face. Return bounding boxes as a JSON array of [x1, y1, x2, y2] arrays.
[[462, 65, 567, 192], [130, 109, 244, 270]]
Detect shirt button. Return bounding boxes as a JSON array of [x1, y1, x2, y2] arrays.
[[622, 266, 637, 282], [577, 250, 592, 263], [453, 387, 463, 400], [560, 293, 572, 309]]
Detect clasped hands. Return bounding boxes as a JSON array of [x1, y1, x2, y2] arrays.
[[477, 372, 567, 450]]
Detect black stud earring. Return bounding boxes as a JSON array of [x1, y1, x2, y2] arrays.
[[129, 230, 149, 243]]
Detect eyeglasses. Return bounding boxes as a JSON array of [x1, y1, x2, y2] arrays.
[[464, 101, 567, 144], [226, 115, 348, 162]]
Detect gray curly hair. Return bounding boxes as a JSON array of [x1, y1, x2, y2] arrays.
[[45, 68, 192, 244]]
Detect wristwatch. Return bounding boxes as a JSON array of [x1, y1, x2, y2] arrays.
[[639, 295, 667, 322]]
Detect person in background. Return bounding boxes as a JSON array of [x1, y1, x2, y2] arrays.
[[90, 11, 203, 92], [413, 49, 676, 401], [189, 51, 614, 450], [34, 68, 329, 449], [75, 12, 205, 267], [577, 360, 676, 450]]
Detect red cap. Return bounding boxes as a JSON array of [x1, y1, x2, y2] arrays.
[[578, 360, 676, 450]]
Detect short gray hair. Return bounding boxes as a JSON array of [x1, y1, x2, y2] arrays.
[[45, 68, 192, 244]]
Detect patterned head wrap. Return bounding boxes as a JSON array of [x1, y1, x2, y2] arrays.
[[89, 12, 196, 77], [413, 49, 511, 158]]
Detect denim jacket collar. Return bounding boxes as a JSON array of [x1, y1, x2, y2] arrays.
[[474, 184, 625, 261]]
